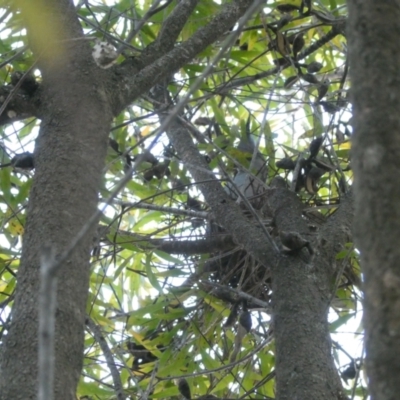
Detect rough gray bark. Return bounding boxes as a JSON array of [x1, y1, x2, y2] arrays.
[[152, 87, 351, 400], [270, 183, 353, 400], [348, 1, 400, 399], [0, 0, 256, 398], [0, 1, 113, 399]]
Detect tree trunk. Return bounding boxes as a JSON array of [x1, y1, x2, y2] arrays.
[[0, 1, 113, 399], [270, 183, 352, 400], [348, 1, 400, 399], [152, 86, 350, 400]]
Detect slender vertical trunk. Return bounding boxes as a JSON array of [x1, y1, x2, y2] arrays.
[[0, 1, 113, 398], [348, 1, 400, 399]]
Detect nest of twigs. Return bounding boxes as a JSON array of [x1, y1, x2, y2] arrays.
[[202, 195, 273, 305]]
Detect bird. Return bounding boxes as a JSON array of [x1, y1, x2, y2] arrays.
[[225, 131, 267, 202], [177, 378, 191, 399], [239, 310, 252, 333], [0, 152, 34, 170]]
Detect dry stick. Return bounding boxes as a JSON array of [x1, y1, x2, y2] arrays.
[[113, 345, 146, 397], [38, 246, 57, 400], [86, 317, 126, 400], [103, 176, 219, 231], [112, 199, 209, 219], [177, 245, 243, 288], [81, 372, 115, 388]]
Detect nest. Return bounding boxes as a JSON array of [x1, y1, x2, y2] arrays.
[[202, 193, 273, 305]]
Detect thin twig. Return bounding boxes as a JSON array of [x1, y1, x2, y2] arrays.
[[86, 316, 126, 400], [141, 361, 159, 400], [163, 336, 272, 381], [204, 281, 271, 311], [153, 0, 265, 138], [116, 0, 164, 54], [111, 199, 209, 219]]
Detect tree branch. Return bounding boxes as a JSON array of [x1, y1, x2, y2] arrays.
[[105, 228, 235, 255], [140, 0, 200, 65], [112, 199, 209, 219], [110, 0, 255, 115], [266, 178, 347, 400], [86, 317, 126, 400], [150, 90, 278, 270], [215, 25, 344, 93]]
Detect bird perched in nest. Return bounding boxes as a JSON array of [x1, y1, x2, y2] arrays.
[[225, 130, 267, 202]]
